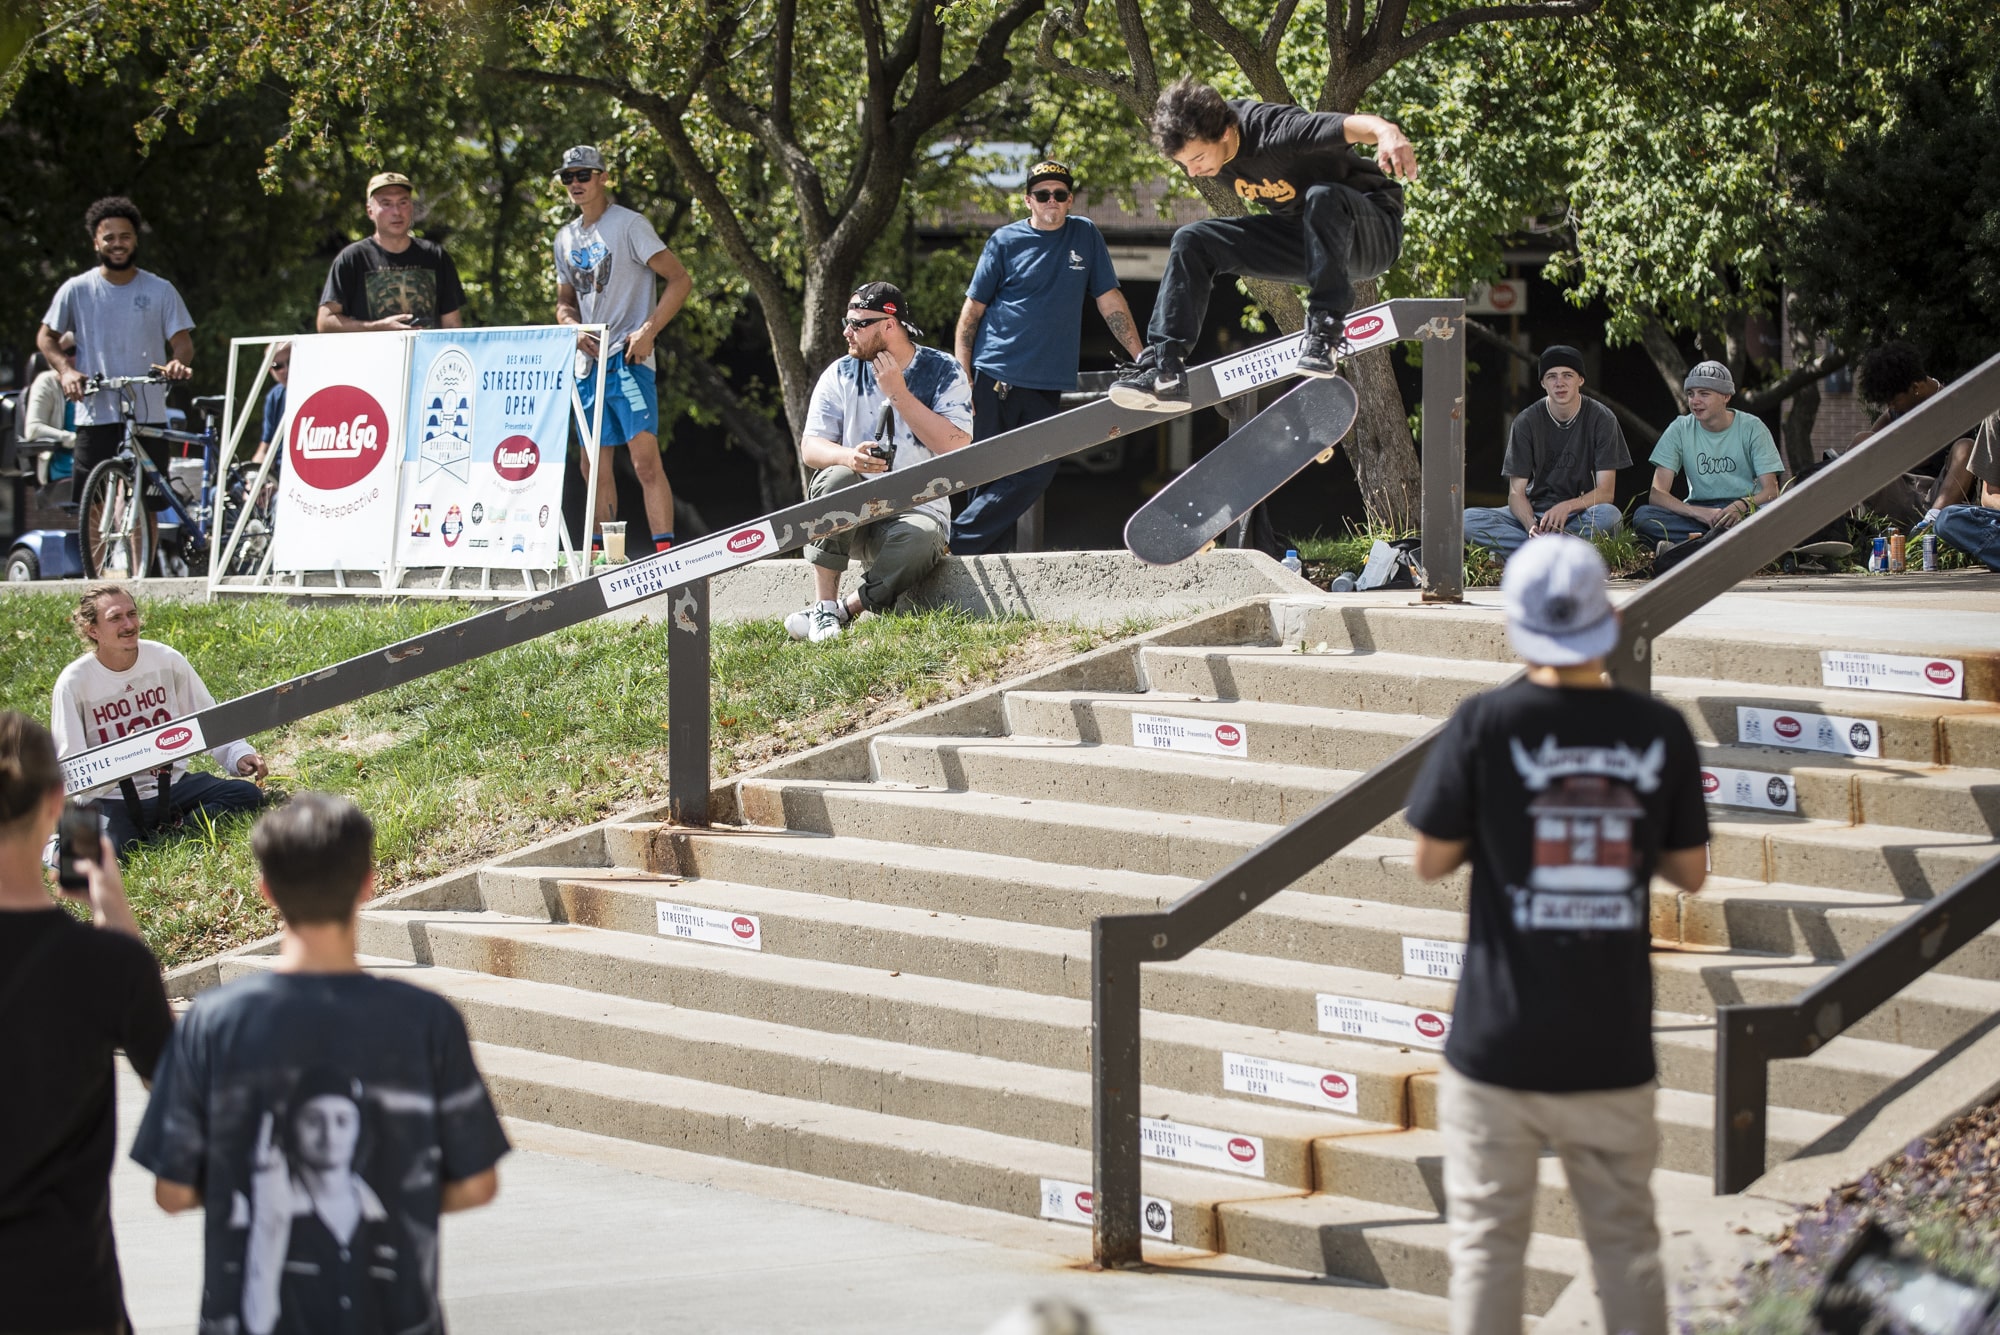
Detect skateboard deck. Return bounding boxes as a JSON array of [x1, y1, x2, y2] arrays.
[[1124, 376, 1360, 566]]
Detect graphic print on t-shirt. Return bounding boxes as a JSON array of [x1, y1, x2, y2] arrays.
[[566, 231, 612, 296], [1508, 735, 1665, 932], [363, 266, 439, 326]]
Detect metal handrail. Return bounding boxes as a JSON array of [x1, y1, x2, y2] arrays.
[[1087, 350, 2000, 1265]]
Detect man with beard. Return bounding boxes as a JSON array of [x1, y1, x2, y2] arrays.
[[36, 196, 195, 509]]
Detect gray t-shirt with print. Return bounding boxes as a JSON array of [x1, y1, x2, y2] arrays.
[[42, 269, 195, 426], [552, 203, 669, 369], [1501, 397, 1631, 514]]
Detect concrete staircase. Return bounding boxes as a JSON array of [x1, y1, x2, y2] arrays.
[[218, 594, 2000, 1313]]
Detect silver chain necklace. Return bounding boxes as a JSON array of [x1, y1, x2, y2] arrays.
[[1545, 398, 1581, 431]]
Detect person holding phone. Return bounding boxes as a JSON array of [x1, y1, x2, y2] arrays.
[[0, 710, 173, 1335]]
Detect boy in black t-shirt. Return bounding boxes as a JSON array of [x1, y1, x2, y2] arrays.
[[1110, 78, 1416, 411], [1404, 535, 1708, 1335], [134, 793, 508, 1335]]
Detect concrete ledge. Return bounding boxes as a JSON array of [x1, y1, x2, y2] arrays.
[[0, 577, 210, 603]]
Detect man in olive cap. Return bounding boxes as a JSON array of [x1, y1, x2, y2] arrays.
[[1632, 360, 1783, 552], [1464, 344, 1629, 562], [318, 172, 466, 332]]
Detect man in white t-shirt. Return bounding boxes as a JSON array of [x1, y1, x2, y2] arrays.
[[785, 283, 974, 643], [551, 145, 694, 557], [50, 584, 268, 855]]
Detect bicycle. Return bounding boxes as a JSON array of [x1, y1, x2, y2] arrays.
[[74, 373, 274, 580]]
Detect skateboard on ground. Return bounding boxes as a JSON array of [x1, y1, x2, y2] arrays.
[[1123, 376, 1359, 566]]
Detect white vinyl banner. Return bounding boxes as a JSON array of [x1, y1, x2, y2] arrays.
[[1316, 994, 1452, 1050], [1130, 713, 1248, 757], [270, 333, 407, 571], [1223, 1052, 1360, 1114], [1037, 1180, 1174, 1241], [1700, 765, 1800, 813], [1402, 937, 1466, 981], [1737, 706, 1881, 757], [1139, 1117, 1265, 1177], [396, 328, 572, 570], [1820, 651, 1965, 699], [1210, 302, 1401, 397]]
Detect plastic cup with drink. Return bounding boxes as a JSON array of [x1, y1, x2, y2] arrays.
[[600, 521, 628, 564]]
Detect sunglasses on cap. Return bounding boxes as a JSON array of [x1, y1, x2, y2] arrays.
[[843, 315, 892, 332], [558, 169, 600, 185], [1030, 188, 1071, 203]]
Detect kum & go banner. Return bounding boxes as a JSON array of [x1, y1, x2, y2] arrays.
[[270, 333, 406, 571], [396, 328, 571, 570]]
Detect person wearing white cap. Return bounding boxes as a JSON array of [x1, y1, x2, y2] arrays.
[[1631, 359, 1783, 555], [1405, 534, 1709, 1335]]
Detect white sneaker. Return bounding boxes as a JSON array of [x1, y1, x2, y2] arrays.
[[808, 601, 849, 642]]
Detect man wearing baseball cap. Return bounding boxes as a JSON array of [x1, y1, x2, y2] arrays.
[[951, 159, 1144, 554], [1464, 344, 1630, 562], [1406, 534, 1708, 1335], [551, 145, 693, 556], [317, 172, 466, 332], [1631, 360, 1783, 555], [785, 282, 972, 642]]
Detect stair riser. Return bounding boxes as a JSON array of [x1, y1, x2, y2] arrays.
[[1668, 896, 2000, 983], [1002, 692, 1426, 771], [1708, 827, 1997, 898], [1649, 958, 1990, 1051], [1141, 651, 1496, 718], [1653, 1033, 1911, 1117]]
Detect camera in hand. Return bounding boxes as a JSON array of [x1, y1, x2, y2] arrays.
[[865, 441, 894, 463], [56, 800, 106, 890]]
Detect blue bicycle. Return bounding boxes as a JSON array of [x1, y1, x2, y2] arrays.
[[75, 373, 271, 579]]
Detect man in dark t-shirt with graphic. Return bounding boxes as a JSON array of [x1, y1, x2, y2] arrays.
[[1110, 78, 1416, 411], [1405, 535, 1708, 1335], [135, 793, 507, 1335], [1464, 345, 1631, 562], [317, 172, 467, 332]]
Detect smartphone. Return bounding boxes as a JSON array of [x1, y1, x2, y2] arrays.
[[56, 800, 105, 891]]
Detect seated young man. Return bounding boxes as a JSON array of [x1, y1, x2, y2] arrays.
[[133, 793, 508, 1335], [1838, 340, 1978, 529], [1464, 345, 1629, 561], [786, 283, 974, 643], [1630, 361, 1783, 552], [1933, 412, 2000, 571], [50, 583, 268, 854]]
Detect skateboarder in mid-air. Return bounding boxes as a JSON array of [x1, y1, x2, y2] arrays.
[[1111, 79, 1418, 413]]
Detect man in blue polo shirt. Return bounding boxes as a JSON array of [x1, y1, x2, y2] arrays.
[[950, 160, 1144, 554]]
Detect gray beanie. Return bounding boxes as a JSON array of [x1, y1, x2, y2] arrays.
[[1684, 360, 1735, 395]]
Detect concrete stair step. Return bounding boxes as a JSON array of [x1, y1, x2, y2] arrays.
[[1001, 688, 1435, 771], [1693, 744, 2000, 837], [1214, 1192, 1585, 1312], [1652, 1020, 1934, 1117], [1661, 876, 2000, 981], [1706, 816, 2000, 898], [1650, 948, 2000, 1049]]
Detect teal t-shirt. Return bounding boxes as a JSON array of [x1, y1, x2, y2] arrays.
[[1648, 411, 1784, 502]]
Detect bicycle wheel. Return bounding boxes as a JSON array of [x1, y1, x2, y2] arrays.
[[78, 458, 154, 580]]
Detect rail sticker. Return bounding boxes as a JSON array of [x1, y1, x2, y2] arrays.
[[1131, 712, 1249, 758], [1209, 303, 1400, 397], [1700, 765, 1799, 813], [600, 520, 779, 609], [1821, 651, 1964, 700], [1139, 1117, 1266, 1177], [655, 902, 763, 950], [1316, 994, 1452, 1050], [1737, 706, 1881, 757], [1223, 1052, 1360, 1114], [1037, 1179, 1174, 1240], [1402, 937, 1466, 981], [61, 718, 206, 795]]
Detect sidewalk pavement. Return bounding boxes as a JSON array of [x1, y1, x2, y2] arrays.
[[108, 1067, 1441, 1335]]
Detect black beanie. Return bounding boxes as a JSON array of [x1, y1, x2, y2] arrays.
[[1538, 345, 1585, 379]]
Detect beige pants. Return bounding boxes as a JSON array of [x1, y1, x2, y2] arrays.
[[1439, 1067, 1666, 1335]]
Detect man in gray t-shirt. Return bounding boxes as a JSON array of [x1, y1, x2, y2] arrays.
[[1465, 345, 1629, 561], [552, 145, 693, 558], [37, 196, 196, 506]]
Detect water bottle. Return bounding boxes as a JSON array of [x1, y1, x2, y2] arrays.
[[1329, 571, 1358, 593], [1281, 548, 1303, 576]]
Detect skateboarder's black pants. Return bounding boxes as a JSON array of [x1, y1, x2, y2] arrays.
[[1148, 182, 1403, 359], [951, 373, 1066, 555]]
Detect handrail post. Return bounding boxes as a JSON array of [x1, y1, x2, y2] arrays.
[[667, 575, 712, 827], [1412, 300, 1465, 603], [1714, 1004, 1774, 1193], [1092, 916, 1148, 1268]]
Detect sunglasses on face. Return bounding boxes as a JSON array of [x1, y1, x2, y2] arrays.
[[843, 315, 891, 332], [558, 169, 599, 185], [1030, 189, 1071, 203]]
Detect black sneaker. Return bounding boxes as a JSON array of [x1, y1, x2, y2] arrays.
[[1108, 347, 1193, 413], [1295, 314, 1347, 378]]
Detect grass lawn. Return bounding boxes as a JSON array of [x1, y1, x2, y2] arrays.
[[3, 593, 1138, 969]]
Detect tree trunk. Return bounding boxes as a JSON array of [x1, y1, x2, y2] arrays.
[[1341, 278, 1421, 529], [1638, 319, 1691, 411], [1782, 377, 1822, 477]]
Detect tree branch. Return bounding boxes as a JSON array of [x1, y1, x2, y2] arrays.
[[1735, 350, 1849, 416], [1394, 0, 1600, 65], [1187, 0, 1292, 102]]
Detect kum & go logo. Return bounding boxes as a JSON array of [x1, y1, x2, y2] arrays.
[[493, 436, 540, 482], [290, 385, 391, 490]]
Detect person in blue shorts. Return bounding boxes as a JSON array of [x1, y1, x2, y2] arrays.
[[552, 145, 694, 555]]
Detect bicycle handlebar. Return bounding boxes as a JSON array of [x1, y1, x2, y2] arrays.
[[80, 373, 171, 392]]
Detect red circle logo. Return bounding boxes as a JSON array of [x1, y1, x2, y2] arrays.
[[288, 385, 391, 490], [1701, 771, 1720, 795], [1926, 662, 1957, 685], [1214, 724, 1242, 748], [731, 916, 756, 939], [493, 436, 541, 482], [1774, 716, 1803, 739], [1345, 314, 1386, 340], [1414, 1013, 1447, 1039], [157, 725, 195, 751], [1076, 1190, 1094, 1214], [1320, 1074, 1351, 1100], [1488, 284, 1519, 311], [727, 528, 768, 555], [1227, 1137, 1257, 1162]]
